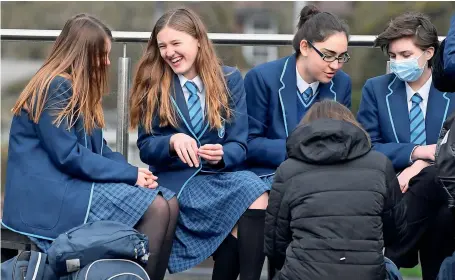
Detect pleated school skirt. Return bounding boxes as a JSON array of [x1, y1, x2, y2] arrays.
[[167, 170, 270, 273]]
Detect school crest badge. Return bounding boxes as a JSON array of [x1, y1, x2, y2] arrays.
[[218, 119, 225, 138]]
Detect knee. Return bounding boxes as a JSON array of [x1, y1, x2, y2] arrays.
[[249, 192, 269, 210], [145, 195, 169, 219], [167, 196, 179, 213]]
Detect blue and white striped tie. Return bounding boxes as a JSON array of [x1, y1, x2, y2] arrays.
[[409, 93, 426, 145], [184, 81, 204, 135], [297, 86, 313, 107]]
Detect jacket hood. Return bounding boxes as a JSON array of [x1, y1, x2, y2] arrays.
[[286, 118, 371, 164]]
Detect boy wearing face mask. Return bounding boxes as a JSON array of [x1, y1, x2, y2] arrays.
[[358, 12, 455, 189], [357, 12, 455, 280]]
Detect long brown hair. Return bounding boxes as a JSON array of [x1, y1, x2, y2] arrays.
[[301, 100, 371, 146], [11, 13, 112, 134], [129, 7, 231, 133]]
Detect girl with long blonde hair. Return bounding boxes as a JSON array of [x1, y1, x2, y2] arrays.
[[2, 14, 178, 280], [130, 7, 269, 279]]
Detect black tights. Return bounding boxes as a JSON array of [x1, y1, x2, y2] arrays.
[[135, 195, 179, 280]]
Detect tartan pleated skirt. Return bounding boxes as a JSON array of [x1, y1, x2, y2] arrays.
[[167, 170, 270, 273], [30, 182, 175, 252]]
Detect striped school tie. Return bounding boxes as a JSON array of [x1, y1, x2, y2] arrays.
[[184, 81, 204, 135], [297, 86, 313, 106], [409, 93, 426, 145]]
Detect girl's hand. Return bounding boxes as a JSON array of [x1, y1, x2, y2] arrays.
[[198, 144, 223, 165], [170, 133, 200, 167]]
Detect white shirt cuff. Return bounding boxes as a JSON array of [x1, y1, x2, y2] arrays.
[[409, 145, 419, 164]]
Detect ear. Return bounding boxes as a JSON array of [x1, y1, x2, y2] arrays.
[[424, 47, 435, 61], [197, 40, 200, 48], [299, 40, 310, 57]]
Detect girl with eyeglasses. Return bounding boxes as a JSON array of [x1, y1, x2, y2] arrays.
[[243, 5, 352, 186]]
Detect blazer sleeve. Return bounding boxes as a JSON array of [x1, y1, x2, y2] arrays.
[[444, 15, 455, 76], [382, 158, 406, 247], [264, 166, 291, 270], [35, 78, 138, 185], [102, 139, 128, 163], [342, 75, 352, 109], [208, 69, 248, 171], [357, 79, 417, 170], [137, 121, 179, 167], [244, 68, 287, 168]]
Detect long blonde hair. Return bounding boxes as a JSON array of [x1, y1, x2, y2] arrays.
[[11, 13, 112, 134], [129, 7, 232, 133]]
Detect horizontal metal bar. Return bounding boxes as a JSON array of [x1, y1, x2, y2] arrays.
[[1, 29, 446, 46]]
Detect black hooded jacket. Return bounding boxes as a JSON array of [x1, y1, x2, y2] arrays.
[[264, 119, 406, 280]]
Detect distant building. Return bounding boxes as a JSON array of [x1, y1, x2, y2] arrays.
[[231, 1, 354, 67]]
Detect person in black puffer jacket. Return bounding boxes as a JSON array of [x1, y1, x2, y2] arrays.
[[265, 100, 407, 280]]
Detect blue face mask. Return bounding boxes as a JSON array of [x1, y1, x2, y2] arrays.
[[390, 53, 427, 82]]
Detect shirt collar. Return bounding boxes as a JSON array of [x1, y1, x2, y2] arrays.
[[296, 66, 319, 95], [178, 74, 204, 93], [406, 75, 432, 102]]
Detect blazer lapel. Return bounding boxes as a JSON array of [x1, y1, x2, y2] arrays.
[[426, 84, 450, 144], [278, 54, 299, 136], [387, 78, 410, 143], [171, 75, 195, 136]]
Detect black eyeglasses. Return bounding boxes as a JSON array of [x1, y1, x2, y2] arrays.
[[307, 41, 350, 63]]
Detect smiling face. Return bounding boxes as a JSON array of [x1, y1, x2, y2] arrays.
[[298, 32, 348, 83], [157, 26, 200, 80]]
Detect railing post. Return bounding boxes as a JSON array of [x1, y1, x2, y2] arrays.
[[116, 43, 131, 159], [386, 61, 391, 74]]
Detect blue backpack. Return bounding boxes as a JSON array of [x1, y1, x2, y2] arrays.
[[1, 251, 58, 280], [60, 259, 149, 280], [46, 221, 149, 275]]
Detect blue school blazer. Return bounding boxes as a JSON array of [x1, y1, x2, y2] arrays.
[[445, 15, 455, 76], [2, 76, 138, 240], [357, 73, 455, 171], [244, 53, 352, 176], [137, 66, 249, 197]]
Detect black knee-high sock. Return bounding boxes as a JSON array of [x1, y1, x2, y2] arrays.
[[238, 209, 266, 280], [212, 234, 240, 280]]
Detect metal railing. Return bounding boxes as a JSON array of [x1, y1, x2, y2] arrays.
[[1, 29, 447, 158]]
